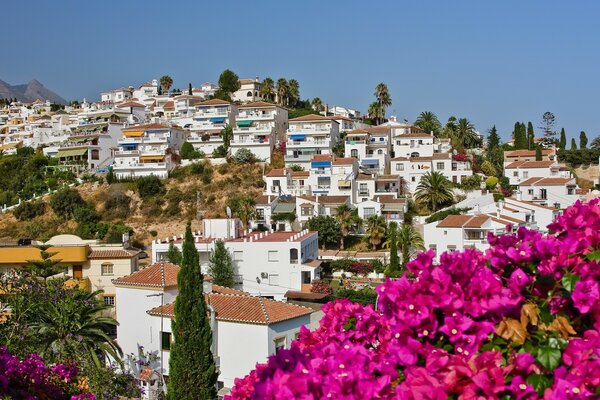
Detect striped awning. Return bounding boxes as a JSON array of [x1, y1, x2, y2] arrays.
[[124, 130, 145, 137], [57, 148, 88, 158]]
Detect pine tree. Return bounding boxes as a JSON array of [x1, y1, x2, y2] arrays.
[[26, 245, 63, 282], [208, 240, 235, 288], [535, 146, 543, 161], [571, 138, 577, 150], [386, 222, 399, 276], [527, 121, 535, 149], [559, 128, 567, 150], [580, 131, 588, 149], [167, 224, 217, 400], [540, 112, 556, 147], [487, 125, 500, 149], [166, 243, 182, 265]]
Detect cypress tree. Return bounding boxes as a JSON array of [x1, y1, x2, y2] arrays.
[[166, 243, 182, 265], [527, 121, 535, 149], [559, 128, 567, 150], [535, 146, 542, 161], [513, 122, 527, 149], [571, 138, 577, 150], [167, 223, 217, 400], [208, 239, 235, 288], [487, 125, 500, 149], [188, 83, 193, 96], [580, 131, 588, 149], [387, 222, 399, 276]]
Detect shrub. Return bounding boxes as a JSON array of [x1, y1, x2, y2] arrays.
[[485, 176, 498, 190], [180, 142, 203, 160], [217, 163, 229, 175], [212, 145, 228, 158], [50, 188, 85, 219], [334, 287, 377, 306], [233, 148, 257, 164], [13, 200, 45, 221], [289, 164, 304, 171], [149, 230, 158, 237], [103, 185, 131, 219], [310, 279, 332, 295], [136, 175, 164, 198]]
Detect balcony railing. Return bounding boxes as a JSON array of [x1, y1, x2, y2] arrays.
[[358, 190, 370, 196]]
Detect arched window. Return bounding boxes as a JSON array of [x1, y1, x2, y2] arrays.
[[378, 149, 383, 155], [255, 91, 259, 97], [351, 149, 358, 158], [247, 91, 253, 97], [410, 152, 419, 158], [290, 248, 298, 264]]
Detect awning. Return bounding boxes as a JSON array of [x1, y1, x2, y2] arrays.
[[140, 155, 165, 161], [362, 159, 379, 165], [237, 120, 253, 128], [70, 135, 98, 143], [311, 161, 331, 168], [57, 148, 88, 158], [209, 117, 226, 123], [123, 130, 144, 137], [74, 123, 105, 132], [338, 180, 351, 188], [290, 134, 306, 141], [0, 141, 22, 150]]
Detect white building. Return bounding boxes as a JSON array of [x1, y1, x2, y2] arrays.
[[516, 177, 581, 209], [192, 82, 218, 99], [505, 160, 572, 185], [133, 80, 159, 101], [344, 126, 392, 175], [503, 148, 556, 168], [101, 87, 133, 105], [284, 114, 340, 169], [113, 123, 187, 179], [185, 99, 236, 156], [113, 262, 312, 395], [295, 195, 351, 223], [232, 78, 263, 103], [230, 102, 288, 162], [306, 155, 357, 198]]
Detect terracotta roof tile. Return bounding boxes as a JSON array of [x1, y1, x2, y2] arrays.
[[211, 284, 248, 295], [505, 149, 553, 158], [436, 214, 476, 228], [519, 177, 575, 186], [122, 123, 170, 131], [289, 114, 336, 122], [290, 171, 309, 178], [196, 98, 231, 106], [332, 157, 355, 165], [238, 101, 276, 109], [265, 168, 286, 177], [463, 215, 490, 228], [299, 195, 350, 204], [117, 101, 145, 108], [112, 262, 179, 288], [506, 160, 555, 169], [88, 249, 141, 259]]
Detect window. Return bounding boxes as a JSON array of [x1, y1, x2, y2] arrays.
[[411, 176, 416, 182], [364, 207, 376, 217], [301, 206, 313, 217], [429, 244, 437, 252], [233, 251, 243, 261], [567, 187, 575, 195], [396, 164, 404, 171], [268, 274, 279, 285], [290, 248, 298, 263], [513, 171, 518, 177], [274, 337, 286, 352], [268, 251, 279, 262], [103, 295, 115, 306], [101, 262, 114, 276], [301, 271, 312, 284], [256, 208, 265, 221], [378, 149, 383, 155], [447, 245, 457, 252], [436, 162, 444, 170], [444, 230, 448, 235], [523, 171, 528, 178], [247, 91, 253, 97], [91, 149, 99, 160], [528, 189, 534, 195], [161, 332, 172, 351]]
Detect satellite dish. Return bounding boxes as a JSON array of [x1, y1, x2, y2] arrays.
[[226, 206, 232, 218]]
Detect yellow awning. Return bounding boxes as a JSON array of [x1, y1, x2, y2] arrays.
[[140, 155, 165, 161], [338, 180, 352, 188], [57, 148, 88, 158], [0, 142, 22, 150], [124, 130, 144, 137]]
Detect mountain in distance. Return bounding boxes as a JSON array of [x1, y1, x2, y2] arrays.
[[0, 79, 67, 104]]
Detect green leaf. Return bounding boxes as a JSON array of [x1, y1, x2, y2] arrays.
[[561, 273, 580, 293], [344, 317, 356, 331], [586, 250, 600, 261], [527, 374, 553, 396], [536, 346, 562, 371]]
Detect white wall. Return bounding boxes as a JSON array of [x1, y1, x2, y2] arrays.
[[218, 322, 268, 388]]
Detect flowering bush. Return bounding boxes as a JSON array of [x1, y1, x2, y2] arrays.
[[0, 346, 93, 399], [228, 199, 600, 399], [310, 279, 333, 295]]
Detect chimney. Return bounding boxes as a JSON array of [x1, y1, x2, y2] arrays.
[[202, 277, 213, 294]]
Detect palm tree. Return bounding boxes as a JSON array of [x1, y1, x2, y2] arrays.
[[441, 116, 458, 139], [335, 204, 360, 250], [368, 102, 384, 125], [35, 288, 122, 366], [374, 83, 392, 124], [231, 196, 255, 229], [591, 136, 600, 151], [397, 224, 425, 267], [414, 111, 442, 136], [160, 75, 173, 92], [414, 171, 454, 213], [260, 77, 275, 102], [365, 215, 387, 250], [276, 78, 289, 107], [287, 79, 300, 108], [455, 118, 480, 149], [311, 97, 324, 112]]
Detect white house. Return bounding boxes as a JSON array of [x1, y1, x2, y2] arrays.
[[232, 78, 263, 103], [230, 102, 288, 162], [295, 195, 351, 223], [505, 160, 572, 185], [101, 87, 133, 105], [284, 115, 340, 169], [113, 262, 313, 396], [184, 99, 236, 156], [516, 177, 581, 209], [503, 148, 556, 168], [344, 126, 392, 175], [113, 123, 187, 179], [133, 80, 159, 101]]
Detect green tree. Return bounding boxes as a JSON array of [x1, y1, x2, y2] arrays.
[[414, 171, 454, 213], [311, 97, 324, 112], [367, 102, 384, 125], [527, 121, 535, 150], [136, 175, 164, 198], [365, 215, 386, 250], [385, 222, 399, 275], [580, 131, 588, 149], [305, 215, 340, 249], [50, 188, 85, 219], [26, 245, 63, 281], [226, 195, 255, 228], [180, 142, 201, 160], [188, 83, 192, 96], [260, 77, 275, 102], [540, 112, 556, 147], [218, 69, 240, 97], [571, 138, 577, 150], [287, 79, 300, 108], [166, 243, 182, 265], [168, 224, 217, 399], [535, 146, 543, 161], [397, 224, 424, 267], [590, 136, 600, 150], [480, 160, 497, 177], [335, 204, 360, 250], [559, 128, 567, 150], [513, 122, 527, 150], [208, 239, 235, 288], [414, 111, 441, 136], [374, 83, 392, 125], [233, 148, 257, 163], [276, 78, 289, 107], [453, 118, 480, 149], [160, 75, 173, 92]]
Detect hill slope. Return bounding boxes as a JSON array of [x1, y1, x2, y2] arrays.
[[0, 79, 67, 104]]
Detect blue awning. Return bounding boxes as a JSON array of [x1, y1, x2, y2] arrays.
[[362, 159, 379, 165], [210, 117, 225, 123], [311, 161, 331, 168], [290, 134, 306, 141]]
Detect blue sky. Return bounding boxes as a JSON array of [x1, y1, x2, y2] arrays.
[[3, 0, 599, 141]]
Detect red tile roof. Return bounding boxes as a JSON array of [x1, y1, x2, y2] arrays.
[[290, 170, 309, 178], [112, 262, 179, 288], [298, 195, 350, 205], [289, 114, 336, 122], [265, 168, 286, 177], [148, 294, 312, 325], [505, 149, 553, 158], [117, 101, 145, 108], [519, 177, 575, 186], [122, 123, 169, 131], [227, 230, 317, 243], [197, 98, 231, 106], [238, 101, 276, 109], [332, 157, 355, 165], [437, 214, 489, 228], [88, 249, 141, 259], [505, 160, 555, 169]]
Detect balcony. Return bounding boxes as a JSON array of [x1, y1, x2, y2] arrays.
[[115, 150, 141, 156], [284, 154, 314, 162], [118, 137, 144, 144], [358, 190, 370, 196], [231, 137, 271, 146], [113, 162, 167, 170], [237, 112, 276, 120]]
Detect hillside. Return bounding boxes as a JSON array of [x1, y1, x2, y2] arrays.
[[0, 79, 67, 104], [0, 160, 266, 247]]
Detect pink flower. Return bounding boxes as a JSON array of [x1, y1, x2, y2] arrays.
[[572, 280, 599, 314]]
